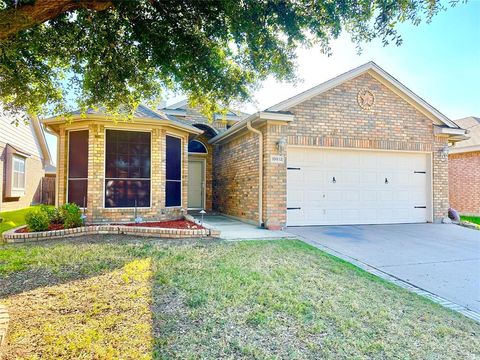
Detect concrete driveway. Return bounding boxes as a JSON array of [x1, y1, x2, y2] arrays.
[[287, 224, 480, 314]]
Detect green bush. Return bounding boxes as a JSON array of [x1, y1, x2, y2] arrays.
[[39, 204, 55, 220], [25, 210, 50, 232], [61, 203, 83, 229]]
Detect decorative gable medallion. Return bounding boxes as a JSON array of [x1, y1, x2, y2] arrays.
[[357, 89, 375, 110]]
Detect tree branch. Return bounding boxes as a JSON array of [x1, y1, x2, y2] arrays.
[[0, 0, 113, 40]]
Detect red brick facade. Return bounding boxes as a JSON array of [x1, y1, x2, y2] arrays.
[[449, 151, 480, 215], [213, 131, 260, 223]]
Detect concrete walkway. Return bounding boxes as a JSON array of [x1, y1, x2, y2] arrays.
[[199, 215, 295, 240], [287, 224, 480, 320]]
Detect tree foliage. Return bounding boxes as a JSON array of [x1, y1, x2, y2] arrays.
[[0, 0, 459, 119]]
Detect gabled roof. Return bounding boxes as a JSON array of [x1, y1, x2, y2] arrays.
[[450, 116, 480, 154], [267, 61, 459, 129]]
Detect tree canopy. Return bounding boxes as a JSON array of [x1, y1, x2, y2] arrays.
[[0, 0, 459, 119]]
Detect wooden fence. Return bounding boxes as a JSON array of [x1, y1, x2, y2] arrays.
[[40, 176, 55, 205]]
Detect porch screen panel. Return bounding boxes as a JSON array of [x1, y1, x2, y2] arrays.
[[68, 130, 88, 207], [105, 130, 151, 208], [166, 135, 182, 207]]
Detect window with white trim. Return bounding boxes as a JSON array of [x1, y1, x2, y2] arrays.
[[12, 155, 26, 190]]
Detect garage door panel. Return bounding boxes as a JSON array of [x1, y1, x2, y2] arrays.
[[287, 147, 431, 226]]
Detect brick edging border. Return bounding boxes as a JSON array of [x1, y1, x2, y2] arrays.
[[2, 222, 221, 243], [0, 304, 8, 353]]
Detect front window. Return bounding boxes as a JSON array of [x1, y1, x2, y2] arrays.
[[68, 130, 88, 207], [12, 155, 26, 190], [166, 135, 182, 207], [105, 130, 151, 208]]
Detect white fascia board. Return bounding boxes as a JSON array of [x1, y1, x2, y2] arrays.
[[449, 144, 480, 154], [209, 111, 294, 144], [434, 126, 468, 136], [267, 61, 458, 129]]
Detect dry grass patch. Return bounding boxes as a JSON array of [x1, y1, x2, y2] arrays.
[[2, 258, 153, 359], [0, 237, 479, 359]]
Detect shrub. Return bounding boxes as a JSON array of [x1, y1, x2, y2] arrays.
[[51, 207, 64, 225], [61, 203, 83, 229], [39, 204, 54, 220], [39, 205, 64, 225], [25, 210, 50, 232]]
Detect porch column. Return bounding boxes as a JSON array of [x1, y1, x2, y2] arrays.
[[262, 121, 289, 230]]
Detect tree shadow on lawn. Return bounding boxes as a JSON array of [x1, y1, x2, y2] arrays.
[[0, 234, 221, 359], [0, 234, 216, 297], [1, 236, 480, 359]]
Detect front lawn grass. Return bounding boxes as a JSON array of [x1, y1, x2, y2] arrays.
[[1, 236, 479, 359], [461, 215, 480, 226], [0, 206, 51, 235]]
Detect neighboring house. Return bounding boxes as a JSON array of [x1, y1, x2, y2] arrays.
[[42, 62, 467, 227], [449, 116, 480, 216], [0, 109, 55, 212]]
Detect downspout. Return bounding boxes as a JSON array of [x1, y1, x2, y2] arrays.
[[246, 120, 263, 227]]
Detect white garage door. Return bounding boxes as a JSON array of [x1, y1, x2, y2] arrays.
[[287, 147, 431, 226]]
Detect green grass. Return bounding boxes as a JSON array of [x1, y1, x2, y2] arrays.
[[0, 205, 51, 234], [0, 237, 479, 359], [461, 215, 480, 226]]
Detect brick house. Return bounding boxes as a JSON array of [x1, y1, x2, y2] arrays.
[[42, 62, 467, 227], [449, 116, 480, 216], [1, 110, 55, 212]]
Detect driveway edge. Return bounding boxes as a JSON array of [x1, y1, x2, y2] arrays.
[[299, 237, 480, 323]]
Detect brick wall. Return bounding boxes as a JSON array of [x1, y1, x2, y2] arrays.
[[213, 131, 259, 223], [57, 121, 189, 223], [449, 151, 480, 215], [281, 73, 449, 223], [212, 73, 451, 227], [262, 123, 289, 229]]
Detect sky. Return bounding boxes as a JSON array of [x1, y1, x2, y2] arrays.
[[45, 1, 480, 163]]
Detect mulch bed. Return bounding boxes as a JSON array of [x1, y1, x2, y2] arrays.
[[113, 220, 204, 230], [15, 223, 65, 233], [14, 220, 203, 234]]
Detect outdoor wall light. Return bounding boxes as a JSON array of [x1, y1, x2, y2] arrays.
[[276, 137, 287, 153], [439, 145, 449, 160]]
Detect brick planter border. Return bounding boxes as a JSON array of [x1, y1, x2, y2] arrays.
[[2, 222, 220, 243], [0, 304, 8, 353]]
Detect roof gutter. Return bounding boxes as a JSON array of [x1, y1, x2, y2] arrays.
[[246, 120, 263, 228], [41, 115, 203, 135]]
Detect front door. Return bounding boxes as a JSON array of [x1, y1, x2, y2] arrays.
[[188, 159, 205, 209]]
